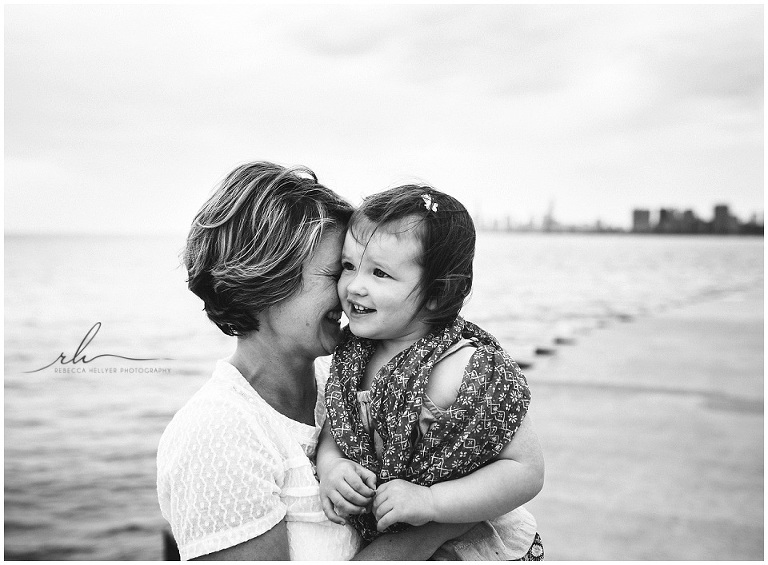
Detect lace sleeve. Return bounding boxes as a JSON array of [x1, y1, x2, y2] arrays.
[[158, 400, 288, 560]]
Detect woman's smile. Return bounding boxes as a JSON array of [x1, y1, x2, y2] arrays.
[[325, 308, 344, 323]]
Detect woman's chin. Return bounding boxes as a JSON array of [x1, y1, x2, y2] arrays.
[[321, 320, 344, 353]]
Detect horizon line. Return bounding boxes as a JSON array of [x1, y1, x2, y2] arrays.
[[4, 230, 188, 237]]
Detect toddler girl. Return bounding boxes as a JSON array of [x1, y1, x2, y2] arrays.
[[317, 185, 544, 560]]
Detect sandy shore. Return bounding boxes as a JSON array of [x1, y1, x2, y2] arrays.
[[522, 289, 763, 560]]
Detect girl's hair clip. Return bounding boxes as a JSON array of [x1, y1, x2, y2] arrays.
[[421, 194, 438, 212]]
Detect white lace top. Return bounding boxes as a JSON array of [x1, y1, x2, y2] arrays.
[[157, 358, 363, 561]]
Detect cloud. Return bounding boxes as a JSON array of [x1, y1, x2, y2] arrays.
[[291, 6, 397, 58], [4, 4, 763, 232]]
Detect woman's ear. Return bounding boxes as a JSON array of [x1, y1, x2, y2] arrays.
[[426, 297, 439, 311]]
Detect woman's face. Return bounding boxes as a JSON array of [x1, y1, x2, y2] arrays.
[[257, 227, 346, 360]]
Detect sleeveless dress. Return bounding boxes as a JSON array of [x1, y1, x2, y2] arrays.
[[354, 340, 543, 560]]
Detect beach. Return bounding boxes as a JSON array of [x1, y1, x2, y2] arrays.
[[4, 234, 762, 560], [523, 288, 764, 560]]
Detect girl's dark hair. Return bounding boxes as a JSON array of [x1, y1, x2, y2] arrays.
[[350, 184, 475, 327], [184, 161, 353, 336]]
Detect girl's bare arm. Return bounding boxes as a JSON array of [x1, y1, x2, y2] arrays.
[[373, 348, 544, 530]]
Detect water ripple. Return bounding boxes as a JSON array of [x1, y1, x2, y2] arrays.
[[4, 233, 763, 560]]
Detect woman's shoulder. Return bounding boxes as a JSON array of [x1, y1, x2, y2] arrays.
[[170, 366, 251, 422], [159, 364, 284, 460], [314, 355, 332, 387]]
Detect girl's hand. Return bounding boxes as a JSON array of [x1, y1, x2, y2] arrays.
[[373, 479, 436, 531], [319, 459, 377, 524]]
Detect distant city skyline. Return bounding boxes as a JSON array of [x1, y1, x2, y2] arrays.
[[5, 5, 763, 234], [477, 202, 764, 235]]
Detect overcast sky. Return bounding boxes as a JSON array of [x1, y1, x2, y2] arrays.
[[5, 4, 764, 233]]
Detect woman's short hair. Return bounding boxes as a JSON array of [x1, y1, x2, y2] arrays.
[[184, 161, 353, 336], [349, 184, 475, 327]]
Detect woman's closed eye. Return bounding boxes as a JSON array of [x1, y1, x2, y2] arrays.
[[318, 266, 343, 281]]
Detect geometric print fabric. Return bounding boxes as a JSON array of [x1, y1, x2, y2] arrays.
[[326, 317, 531, 541]]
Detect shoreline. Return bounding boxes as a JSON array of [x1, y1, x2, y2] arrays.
[[522, 288, 763, 560]]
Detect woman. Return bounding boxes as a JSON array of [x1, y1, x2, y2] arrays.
[[157, 162, 472, 560]]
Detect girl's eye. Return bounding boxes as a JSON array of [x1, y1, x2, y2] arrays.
[[341, 261, 355, 271], [373, 268, 390, 279]]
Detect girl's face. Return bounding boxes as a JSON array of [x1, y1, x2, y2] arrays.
[[338, 216, 432, 346]]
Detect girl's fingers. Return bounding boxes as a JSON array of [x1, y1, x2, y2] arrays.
[[376, 506, 396, 531], [320, 495, 346, 525], [330, 492, 367, 515], [373, 498, 392, 521], [344, 473, 376, 500], [356, 465, 378, 492], [371, 489, 387, 515], [337, 479, 373, 507], [375, 480, 389, 493]]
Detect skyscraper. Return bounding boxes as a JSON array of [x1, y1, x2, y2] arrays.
[[632, 209, 651, 233]]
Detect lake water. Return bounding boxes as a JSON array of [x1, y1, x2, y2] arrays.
[[4, 232, 763, 560]]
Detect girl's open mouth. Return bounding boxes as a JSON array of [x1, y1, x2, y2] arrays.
[[350, 303, 376, 314]]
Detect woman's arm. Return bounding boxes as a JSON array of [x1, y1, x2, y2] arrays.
[[373, 414, 544, 530], [191, 521, 290, 561], [194, 515, 477, 561], [352, 521, 477, 561]]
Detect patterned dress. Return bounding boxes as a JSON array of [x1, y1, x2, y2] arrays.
[[326, 316, 534, 542]]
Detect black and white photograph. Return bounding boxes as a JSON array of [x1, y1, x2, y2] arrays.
[[4, 4, 763, 561]]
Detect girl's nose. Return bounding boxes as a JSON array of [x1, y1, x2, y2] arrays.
[[345, 273, 367, 296]]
